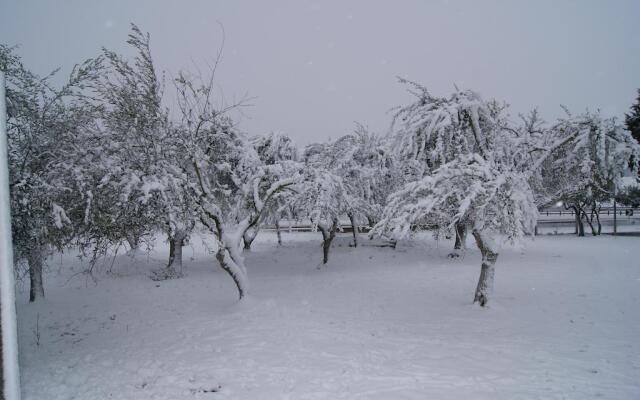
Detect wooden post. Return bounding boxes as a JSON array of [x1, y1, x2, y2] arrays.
[[1, 70, 22, 399]]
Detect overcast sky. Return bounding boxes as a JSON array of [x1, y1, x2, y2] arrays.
[[1, 0, 639, 144]]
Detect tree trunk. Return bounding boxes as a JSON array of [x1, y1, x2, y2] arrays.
[[449, 223, 467, 258], [125, 233, 140, 251], [242, 227, 259, 251], [200, 217, 250, 300], [28, 246, 45, 302], [348, 213, 358, 247], [366, 215, 376, 230], [591, 203, 601, 235], [215, 241, 248, 300], [275, 220, 282, 246], [471, 230, 498, 307], [320, 218, 339, 264], [151, 230, 186, 281], [573, 205, 584, 237], [167, 233, 185, 273], [583, 209, 596, 236]]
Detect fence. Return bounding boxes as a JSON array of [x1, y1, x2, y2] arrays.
[[263, 207, 640, 236]]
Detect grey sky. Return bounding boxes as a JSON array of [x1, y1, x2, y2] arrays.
[[1, 0, 639, 144]]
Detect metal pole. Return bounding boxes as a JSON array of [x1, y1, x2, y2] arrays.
[[0, 70, 22, 400], [613, 182, 617, 236]]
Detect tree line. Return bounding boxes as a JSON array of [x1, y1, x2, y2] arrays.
[[2, 25, 639, 307]]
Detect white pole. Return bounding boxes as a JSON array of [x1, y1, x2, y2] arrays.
[[0, 70, 22, 399], [613, 182, 617, 236]]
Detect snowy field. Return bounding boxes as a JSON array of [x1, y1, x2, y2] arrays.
[[16, 232, 640, 400]]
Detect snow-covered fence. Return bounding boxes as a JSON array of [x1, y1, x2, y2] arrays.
[[263, 210, 640, 235], [262, 220, 371, 233], [538, 207, 637, 218], [535, 207, 640, 235]]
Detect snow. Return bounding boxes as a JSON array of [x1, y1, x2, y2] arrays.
[[15, 232, 640, 399], [620, 176, 639, 189], [51, 203, 71, 229]]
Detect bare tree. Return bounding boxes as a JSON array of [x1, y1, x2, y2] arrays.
[[173, 64, 299, 298]]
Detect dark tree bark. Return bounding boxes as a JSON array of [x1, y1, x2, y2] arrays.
[[348, 213, 358, 247], [449, 222, 467, 258], [167, 233, 185, 272], [583, 209, 596, 236], [168, 237, 176, 265], [590, 203, 601, 235], [572, 205, 585, 237], [28, 246, 45, 302], [366, 215, 376, 229], [275, 220, 283, 246], [471, 229, 498, 307], [151, 230, 186, 281]]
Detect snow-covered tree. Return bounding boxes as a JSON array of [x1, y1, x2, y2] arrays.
[[1, 44, 103, 301], [625, 89, 640, 145], [541, 111, 640, 236], [88, 25, 198, 280], [387, 79, 503, 255], [245, 132, 300, 248], [373, 84, 604, 307], [293, 143, 351, 264], [294, 169, 349, 264], [616, 184, 640, 208], [236, 157, 301, 252], [173, 69, 299, 299], [317, 125, 398, 247], [251, 131, 299, 165]]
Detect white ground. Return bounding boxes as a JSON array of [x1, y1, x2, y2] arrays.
[[16, 232, 640, 399]]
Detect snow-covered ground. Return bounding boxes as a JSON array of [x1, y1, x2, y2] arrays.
[[16, 232, 640, 399]]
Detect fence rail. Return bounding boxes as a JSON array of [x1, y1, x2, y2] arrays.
[[538, 206, 636, 218], [263, 207, 640, 235]]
